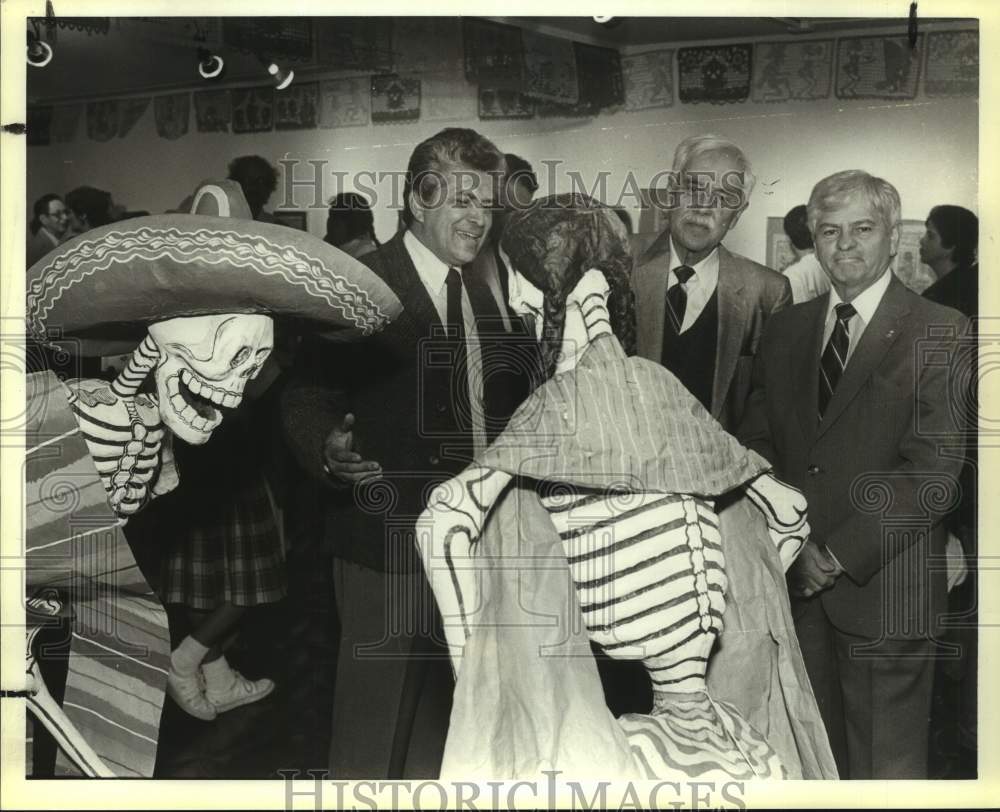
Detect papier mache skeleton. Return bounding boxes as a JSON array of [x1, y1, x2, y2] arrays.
[[23, 180, 401, 777], [416, 194, 837, 781]]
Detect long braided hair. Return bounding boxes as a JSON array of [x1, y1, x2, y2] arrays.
[[501, 193, 636, 380]]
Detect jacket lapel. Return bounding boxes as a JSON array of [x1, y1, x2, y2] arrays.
[[632, 233, 671, 362], [712, 246, 747, 420], [383, 232, 444, 334], [817, 277, 909, 438], [793, 294, 829, 445]]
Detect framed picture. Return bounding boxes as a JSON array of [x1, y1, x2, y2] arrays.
[[273, 210, 308, 231], [765, 216, 796, 272], [895, 219, 937, 294]]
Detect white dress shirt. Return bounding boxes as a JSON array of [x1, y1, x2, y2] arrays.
[[403, 229, 486, 454], [668, 236, 720, 333], [783, 251, 831, 304], [821, 267, 893, 365]]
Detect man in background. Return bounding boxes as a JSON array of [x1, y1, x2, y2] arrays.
[[27, 193, 71, 266], [781, 203, 831, 304]]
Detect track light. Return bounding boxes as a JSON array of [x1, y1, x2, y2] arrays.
[[266, 60, 294, 91], [197, 47, 225, 79], [27, 30, 53, 67]]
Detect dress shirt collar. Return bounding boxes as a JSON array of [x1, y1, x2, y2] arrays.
[[825, 267, 892, 326], [404, 228, 453, 298], [668, 235, 719, 290]]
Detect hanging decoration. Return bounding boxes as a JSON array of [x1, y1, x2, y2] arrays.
[[86, 100, 119, 142], [319, 77, 370, 128], [371, 75, 421, 123], [478, 88, 534, 120], [194, 89, 232, 133], [924, 30, 978, 97], [154, 93, 191, 140], [752, 40, 833, 102], [116, 97, 150, 138], [678, 44, 752, 104], [463, 18, 524, 90], [421, 73, 478, 123], [222, 17, 314, 62], [520, 30, 579, 104], [315, 17, 394, 72], [393, 18, 462, 74], [275, 82, 320, 129], [835, 35, 922, 100], [231, 86, 275, 133], [622, 49, 674, 111]]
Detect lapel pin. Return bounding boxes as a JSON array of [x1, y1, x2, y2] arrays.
[[885, 329, 896, 339]]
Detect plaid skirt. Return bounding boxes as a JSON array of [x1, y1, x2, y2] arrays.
[[160, 420, 286, 611]]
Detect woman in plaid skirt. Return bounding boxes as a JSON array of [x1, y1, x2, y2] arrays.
[[158, 399, 286, 721]]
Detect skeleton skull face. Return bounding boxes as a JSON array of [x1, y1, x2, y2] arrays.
[[147, 313, 273, 445]]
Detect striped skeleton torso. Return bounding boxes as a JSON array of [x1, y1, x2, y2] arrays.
[[540, 488, 726, 691]]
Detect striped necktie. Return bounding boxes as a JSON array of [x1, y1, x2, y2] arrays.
[[818, 302, 856, 420], [665, 264, 695, 334]]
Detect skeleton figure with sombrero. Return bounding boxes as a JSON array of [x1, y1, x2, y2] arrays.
[[23, 180, 401, 777]]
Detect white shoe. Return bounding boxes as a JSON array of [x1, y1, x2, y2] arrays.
[[205, 669, 275, 713], [167, 667, 217, 721]]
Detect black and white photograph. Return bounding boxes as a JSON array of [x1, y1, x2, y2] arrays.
[[2, 1, 995, 808]]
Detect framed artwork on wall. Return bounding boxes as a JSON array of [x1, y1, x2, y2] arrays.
[[895, 219, 937, 294], [273, 210, 308, 231]]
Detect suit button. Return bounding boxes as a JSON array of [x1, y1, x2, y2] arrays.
[[429, 455, 440, 466], [436, 403, 447, 414], [807, 464, 821, 475]]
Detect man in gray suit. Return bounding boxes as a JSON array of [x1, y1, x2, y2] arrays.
[[633, 134, 791, 433], [738, 170, 969, 777]]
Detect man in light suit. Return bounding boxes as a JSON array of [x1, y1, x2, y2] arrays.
[[738, 170, 969, 778], [633, 134, 791, 433]]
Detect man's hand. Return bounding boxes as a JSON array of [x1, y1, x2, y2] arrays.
[[789, 540, 843, 599], [321, 413, 382, 485]]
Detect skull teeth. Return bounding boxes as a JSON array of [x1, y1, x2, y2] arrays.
[[177, 369, 243, 409]]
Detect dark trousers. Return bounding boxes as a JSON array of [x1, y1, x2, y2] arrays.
[[793, 597, 936, 779], [328, 557, 452, 779]]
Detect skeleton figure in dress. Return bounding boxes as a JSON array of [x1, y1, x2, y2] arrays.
[[417, 195, 829, 780], [23, 180, 402, 777]]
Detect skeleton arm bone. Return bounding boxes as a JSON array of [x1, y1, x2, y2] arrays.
[[743, 472, 810, 572], [416, 466, 513, 671]]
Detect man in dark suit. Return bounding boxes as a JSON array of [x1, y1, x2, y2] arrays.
[[632, 133, 791, 433], [281, 128, 523, 778], [738, 170, 969, 778]]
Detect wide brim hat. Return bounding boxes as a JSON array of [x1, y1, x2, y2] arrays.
[[27, 179, 401, 356]]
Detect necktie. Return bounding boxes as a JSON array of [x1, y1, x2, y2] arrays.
[[818, 302, 857, 420], [446, 267, 471, 431], [665, 265, 695, 334]]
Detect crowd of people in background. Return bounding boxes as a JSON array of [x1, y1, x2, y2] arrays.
[[25, 131, 979, 782]]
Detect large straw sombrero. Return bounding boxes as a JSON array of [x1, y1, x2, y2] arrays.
[[27, 180, 401, 356]]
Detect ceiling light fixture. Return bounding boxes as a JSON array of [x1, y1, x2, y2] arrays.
[[265, 59, 294, 91], [27, 26, 53, 68], [197, 47, 225, 79]]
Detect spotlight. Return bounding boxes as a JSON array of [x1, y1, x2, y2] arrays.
[[197, 48, 225, 79], [592, 16, 624, 28], [27, 31, 53, 68], [266, 60, 294, 91]]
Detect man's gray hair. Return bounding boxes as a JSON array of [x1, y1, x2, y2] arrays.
[[670, 133, 756, 198], [806, 170, 901, 233]]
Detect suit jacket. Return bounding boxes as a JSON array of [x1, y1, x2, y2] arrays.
[[738, 275, 969, 639], [281, 232, 530, 572], [632, 232, 792, 432]]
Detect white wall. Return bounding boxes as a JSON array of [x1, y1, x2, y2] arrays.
[[27, 36, 978, 267]]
